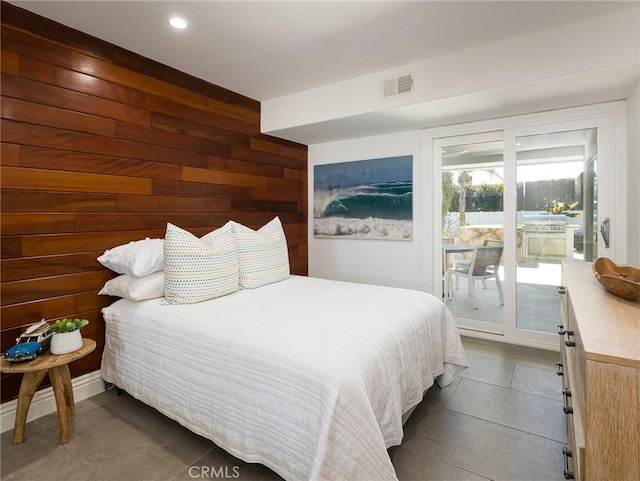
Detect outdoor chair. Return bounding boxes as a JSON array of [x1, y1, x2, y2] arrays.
[[453, 239, 503, 289], [450, 244, 504, 309]]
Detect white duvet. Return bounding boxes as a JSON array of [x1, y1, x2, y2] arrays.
[[101, 275, 467, 481]]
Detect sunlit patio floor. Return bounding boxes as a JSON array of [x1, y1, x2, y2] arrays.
[[446, 261, 563, 333]]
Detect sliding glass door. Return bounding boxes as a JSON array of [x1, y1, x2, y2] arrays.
[[514, 128, 598, 336], [503, 122, 606, 345], [439, 132, 505, 335], [431, 105, 621, 348]]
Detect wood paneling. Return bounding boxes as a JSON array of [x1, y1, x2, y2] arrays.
[[19, 146, 184, 180], [1, 253, 105, 282], [0, 2, 308, 403], [1, 189, 118, 212], [1, 143, 20, 165], [1, 96, 118, 136], [1, 165, 153, 194], [1, 73, 152, 126]]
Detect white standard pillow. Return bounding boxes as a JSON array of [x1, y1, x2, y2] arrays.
[[98, 271, 165, 301], [163, 222, 239, 304], [98, 238, 164, 277], [231, 216, 290, 289]]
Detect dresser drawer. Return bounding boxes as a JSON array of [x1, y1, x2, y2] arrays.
[[561, 342, 585, 481], [563, 405, 585, 481], [564, 296, 586, 423], [563, 411, 577, 480], [559, 287, 586, 481], [560, 260, 639, 481]]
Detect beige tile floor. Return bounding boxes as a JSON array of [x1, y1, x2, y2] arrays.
[[1, 337, 565, 481]]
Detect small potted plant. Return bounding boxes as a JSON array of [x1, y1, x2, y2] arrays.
[[49, 318, 89, 355]]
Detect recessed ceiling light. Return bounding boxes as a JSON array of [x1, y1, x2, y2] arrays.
[[169, 16, 188, 30]]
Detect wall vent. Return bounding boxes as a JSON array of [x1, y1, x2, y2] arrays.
[[381, 73, 414, 98]]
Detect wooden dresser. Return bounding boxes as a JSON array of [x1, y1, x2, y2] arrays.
[[558, 260, 640, 480]]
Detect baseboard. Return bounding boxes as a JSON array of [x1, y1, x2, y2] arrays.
[[0, 370, 105, 434]]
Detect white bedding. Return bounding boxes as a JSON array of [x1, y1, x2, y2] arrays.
[[101, 275, 467, 481]]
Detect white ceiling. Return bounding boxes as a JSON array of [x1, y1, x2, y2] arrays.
[[11, 0, 638, 101], [9, 1, 640, 144]]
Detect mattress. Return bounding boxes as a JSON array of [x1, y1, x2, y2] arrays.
[[101, 275, 467, 481]]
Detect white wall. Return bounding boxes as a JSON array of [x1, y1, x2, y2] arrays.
[[627, 80, 640, 265], [308, 131, 425, 290], [309, 103, 633, 291]]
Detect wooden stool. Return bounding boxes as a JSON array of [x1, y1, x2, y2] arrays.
[[0, 338, 96, 445]]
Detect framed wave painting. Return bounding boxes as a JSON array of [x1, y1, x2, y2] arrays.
[[313, 155, 413, 240]]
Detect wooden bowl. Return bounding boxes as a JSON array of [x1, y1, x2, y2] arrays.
[[592, 257, 640, 301]]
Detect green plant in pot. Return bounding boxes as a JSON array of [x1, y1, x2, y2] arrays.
[[49, 318, 89, 355]]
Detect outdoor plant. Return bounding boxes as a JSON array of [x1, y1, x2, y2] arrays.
[[544, 200, 580, 214], [50, 318, 89, 333]]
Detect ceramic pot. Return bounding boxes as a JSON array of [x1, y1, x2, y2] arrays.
[[50, 330, 83, 355]]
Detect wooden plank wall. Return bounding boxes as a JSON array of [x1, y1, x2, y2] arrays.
[[0, 3, 308, 403]]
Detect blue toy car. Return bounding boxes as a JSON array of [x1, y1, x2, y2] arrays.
[[4, 320, 53, 362]]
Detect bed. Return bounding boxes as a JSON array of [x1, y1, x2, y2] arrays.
[[101, 274, 467, 481]]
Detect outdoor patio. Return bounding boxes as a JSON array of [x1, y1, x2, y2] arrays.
[[446, 262, 562, 333]]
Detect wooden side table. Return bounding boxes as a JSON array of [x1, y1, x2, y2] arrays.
[[0, 338, 96, 445]]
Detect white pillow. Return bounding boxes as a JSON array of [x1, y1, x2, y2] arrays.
[[98, 272, 165, 301], [98, 238, 164, 277], [163, 222, 239, 304], [231, 217, 290, 289]]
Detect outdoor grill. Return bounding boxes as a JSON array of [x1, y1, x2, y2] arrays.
[[522, 214, 567, 232], [522, 214, 575, 261]]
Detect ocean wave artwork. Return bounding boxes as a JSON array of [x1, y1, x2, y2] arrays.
[[313, 155, 413, 240]]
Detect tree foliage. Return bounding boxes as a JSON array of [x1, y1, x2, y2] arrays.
[[442, 172, 455, 228], [449, 183, 504, 212]]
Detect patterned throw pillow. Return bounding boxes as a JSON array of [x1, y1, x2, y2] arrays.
[[231, 217, 290, 289], [163, 222, 239, 304]]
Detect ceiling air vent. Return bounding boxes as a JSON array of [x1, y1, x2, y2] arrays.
[[381, 73, 414, 98]]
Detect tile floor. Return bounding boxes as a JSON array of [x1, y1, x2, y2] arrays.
[[1, 337, 565, 481]]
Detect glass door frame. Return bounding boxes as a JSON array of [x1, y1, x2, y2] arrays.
[[503, 118, 614, 346], [424, 102, 628, 350], [434, 131, 505, 337]]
